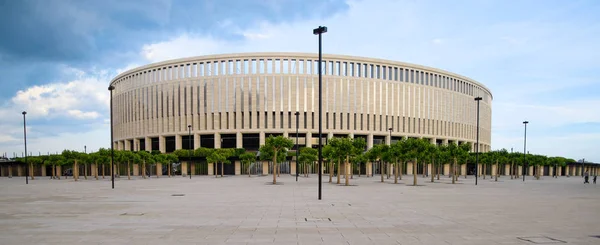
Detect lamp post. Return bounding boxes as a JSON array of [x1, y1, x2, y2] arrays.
[[474, 97, 482, 185], [295, 111, 299, 182], [84, 145, 87, 154], [523, 121, 528, 182], [313, 25, 327, 200], [188, 125, 192, 179], [108, 85, 115, 189], [22, 111, 28, 184]]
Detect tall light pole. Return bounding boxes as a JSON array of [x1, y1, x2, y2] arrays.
[[22, 111, 28, 185], [313, 25, 327, 200], [84, 145, 87, 154], [188, 125, 192, 179], [474, 97, 482, 185], [523, 121, 528, 182], [295, 111, 299, 182], [108, 85, 115, 189]]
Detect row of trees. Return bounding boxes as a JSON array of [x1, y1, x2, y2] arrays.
[[12, 136, 576, 185]]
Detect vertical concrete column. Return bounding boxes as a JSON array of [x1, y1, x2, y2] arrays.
[[262, 162, 269, 175], [133, 164, 139, 176], [236, 132, 243, 149], [17, 165, 23, 176], [367, 162, 372, 177], [558, 166, 562, 176], [385, 134, 391, 145], [56, 165, 62, 178], [235, 161, 241, 175], [461, 164, 466, 176], [175, 135, 182, 150], [305, 132, 312, 148], [194, 134, 201, 149], [208, 163, 214, 176], [444, 164, 450, 176], [157, 163, 163, 176], [181, 162, 187, 177], [190, 163, 195, 176], [283, 131, 289, 138], [41, 165, 46, 177], [214, 133, 221, 149], [367, 133, 374, 149], [145, 137, 152, 152], [259, 131, 266, 146], [505, 164, 510, 176], [492, 164, 497, 176], [529, 166, 534, 176], [407, 162, 414, 175], [159, 136, 166, 153], [134, 139, 140, 151], [124, 140, 130, 151]]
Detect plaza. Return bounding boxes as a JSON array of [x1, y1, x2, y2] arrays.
[[0, 175, 599, 245]]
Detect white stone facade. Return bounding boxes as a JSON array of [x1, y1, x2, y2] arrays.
[[109, 53, 492, 152]]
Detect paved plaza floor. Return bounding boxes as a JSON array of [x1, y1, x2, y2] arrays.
[[0, 174, 599, 245]]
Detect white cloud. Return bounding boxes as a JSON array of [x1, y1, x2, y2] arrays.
[[67, 110, 100, 119], [10, 67, 110, 119]]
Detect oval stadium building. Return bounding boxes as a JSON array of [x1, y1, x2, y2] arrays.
[[109, 53, 492, 156]]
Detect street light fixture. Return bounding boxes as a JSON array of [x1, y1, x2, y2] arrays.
[[523, 121, 528, 182], [295, 111, 300, 182], [188, 125, 192, 179], [108, 85, 115, 189], [313, 25, 327, 200], [22, 111, 28, 185], [474, 97, 482, 185]]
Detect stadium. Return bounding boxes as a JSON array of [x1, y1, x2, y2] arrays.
[[108, 52, 493, 175]]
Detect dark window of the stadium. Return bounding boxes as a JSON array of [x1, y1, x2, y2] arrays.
[[410, 70, 414, 83], [234, 112, 237, 129], [249, 112, 253, 129], [326, 113, 329, 129], [357, 63, 361, 77], [394, 67, 398, 81], [139, 139, 146, 151], [165, 136, 176, 153], [272, 112, 276, 128], [367, 114, 370, 131], [373, 136, 385, 145], [381, 66, 385, 79], [225, 112, 229, 129], [221, 134, 236, 149], [303, 112, 307, 129], [288, 112, 292, 129], [265, 112, 268, 128], [379, 115, 383, 132], [425, 72, 429, 86], [360, 113, 363, 130], [347, 113, 350, 130], [243, 134, 260, 151], [200, 134, 215, 149], [128, 140, 133, 151], [182, 135, 193, 150], [280, 112, 284, 129], [333, 113, 336, 129], [151, 137, 159, 151], [183, 87, 187, 116], [370, 64, 375, 79], [336, 61, 340, 76], [388, 67, 392, 80], [328, 61, 334, 75], [312, 112, 315, 129]]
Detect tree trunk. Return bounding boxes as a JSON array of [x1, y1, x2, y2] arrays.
[[142, 162, 146, 179], [495, 160, 498, 181], [221, 162, 224, 177], [84, 163, 88, 180], [29, 163, 35, 180], [394, 160, 399, 184], [423, 162, 426, 178], [345, 156, 350, 186], [358, 163, 361, 177], [452, 158, 456, 184], [437, 164, 440, 180], [329, 161, 333, 182], [431, 162, 435, 183], [127, 161, 131, 180], [102, 164, 105, 179], [272, 155, 277, 184], [483, 164, 486, 179], [337, 160, 341, 184], [168, 163, 172, 177], [74, 161, 78, 181], [387, 162, 390, 179], [399, 161, 403, 180], [380, 161, 384, 183], [413, 159, 418, 186], [52, 165, 56, 179]]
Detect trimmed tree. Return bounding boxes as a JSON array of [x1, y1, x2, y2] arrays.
[[259, 135, 293, 185]]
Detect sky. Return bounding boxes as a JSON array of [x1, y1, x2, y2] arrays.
[[0, 0, 598, 162]]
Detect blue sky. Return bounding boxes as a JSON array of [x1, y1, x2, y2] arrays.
[[0, 0, 598, 162]]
